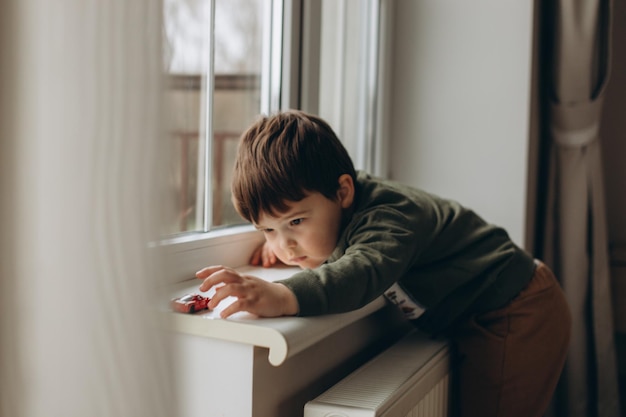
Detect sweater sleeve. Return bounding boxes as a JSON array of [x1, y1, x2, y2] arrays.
[[277, 202, 435, 316]]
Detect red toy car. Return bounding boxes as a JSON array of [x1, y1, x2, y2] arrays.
[[170, 293, 211, 314]]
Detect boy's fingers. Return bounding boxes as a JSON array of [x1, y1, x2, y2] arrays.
[[198, 268, 241, 292], [262, 248, 276, 267], [219, 299, 245, 318], [196, 265, 226, 279], [213, 286, 256, 318], [250, 249, 262, 266], [208, 284, 236, 309], [262, 252, 271, 267]]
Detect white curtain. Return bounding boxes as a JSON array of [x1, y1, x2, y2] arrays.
[[0, 1, 175, 416]]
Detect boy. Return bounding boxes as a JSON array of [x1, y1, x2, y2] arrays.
[[196, 110, 571, 417]]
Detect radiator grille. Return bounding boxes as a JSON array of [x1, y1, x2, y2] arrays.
[[409, 374, 449, 417], [304, 331, 450, 417]]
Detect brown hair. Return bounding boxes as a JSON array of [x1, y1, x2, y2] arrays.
[[231, 110, 356, 223]]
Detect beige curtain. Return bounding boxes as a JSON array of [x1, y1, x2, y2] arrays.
[[0, 1, 175, 416], [540, 0, 621, 416]]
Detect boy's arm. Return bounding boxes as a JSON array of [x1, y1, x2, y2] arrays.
[[277, 207, 429, 316], [196, 265, 298, 318]]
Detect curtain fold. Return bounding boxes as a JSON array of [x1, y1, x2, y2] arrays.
[[0, 1, 175, 416], [541, 0, 621, 416]]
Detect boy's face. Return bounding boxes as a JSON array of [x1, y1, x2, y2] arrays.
[[254, 191, 348, 269]]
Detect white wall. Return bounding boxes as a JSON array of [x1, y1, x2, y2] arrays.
[[389, 0, 535, 247]]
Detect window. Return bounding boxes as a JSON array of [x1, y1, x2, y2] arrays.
[[161, 0, 391, 281], [164, 0, 273, 235]]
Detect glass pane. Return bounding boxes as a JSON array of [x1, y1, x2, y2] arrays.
[[163, 0, 265, 235], [319, 0, 386, 176], [163, 0, 209, 235], [212, 0, 264, 228], [319, 0, 374, 172]]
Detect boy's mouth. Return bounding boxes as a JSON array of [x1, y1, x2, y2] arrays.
[[289, 256, 307, 264]]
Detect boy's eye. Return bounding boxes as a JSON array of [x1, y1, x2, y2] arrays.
[[290, 218, 303, 226], [263, 228, 274, 233]]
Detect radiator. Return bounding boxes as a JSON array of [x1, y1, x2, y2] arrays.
[[304, 331, 450, 417]]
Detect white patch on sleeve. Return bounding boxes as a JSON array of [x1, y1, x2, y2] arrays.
[[384, 282, 426, 320]]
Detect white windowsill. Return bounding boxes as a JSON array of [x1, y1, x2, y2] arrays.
[[163, 264, 388, 366]]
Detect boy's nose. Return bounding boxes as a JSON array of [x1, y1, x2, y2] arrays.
[[280, 235, 296, 249]]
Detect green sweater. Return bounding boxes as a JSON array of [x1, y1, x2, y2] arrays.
[[278, 171, 535, 334]]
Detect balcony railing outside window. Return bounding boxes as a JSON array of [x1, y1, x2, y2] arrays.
[[167, 74, 260, 232]]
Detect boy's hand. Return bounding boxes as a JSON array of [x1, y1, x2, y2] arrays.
[[250, 240, 282, 267], [196, 266, 299, 318]]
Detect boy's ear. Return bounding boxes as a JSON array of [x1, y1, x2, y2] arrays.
[[336, 174, 355, 209]]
